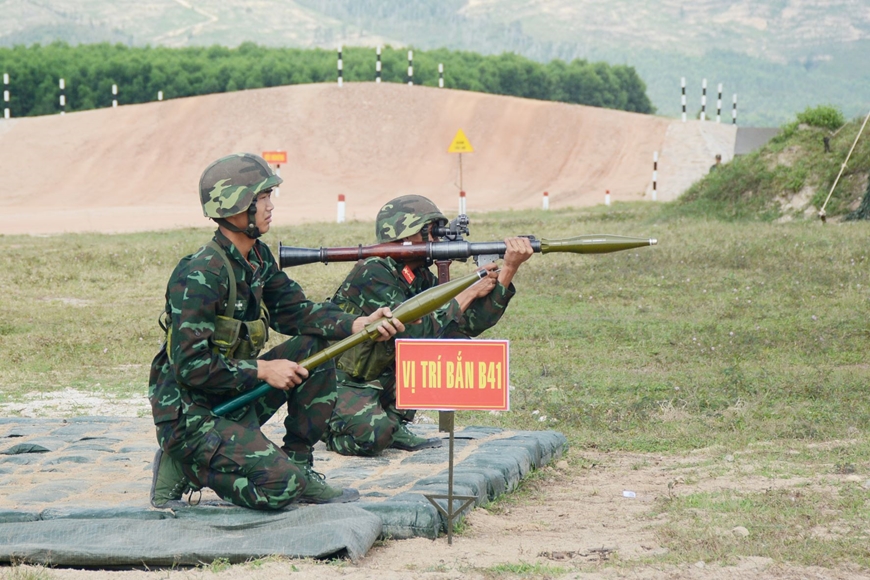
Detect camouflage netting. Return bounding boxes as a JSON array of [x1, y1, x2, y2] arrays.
[[844, 177, 870, 221], [0, 418, 567, 567]]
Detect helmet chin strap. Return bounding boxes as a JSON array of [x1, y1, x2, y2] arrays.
[[216, 202, 261, 239]]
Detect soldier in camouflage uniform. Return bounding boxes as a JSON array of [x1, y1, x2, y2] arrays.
[[323, 195, 533, 456], [148, 153, 402, 510]]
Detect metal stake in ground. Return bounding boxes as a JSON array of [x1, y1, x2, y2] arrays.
[[425, 411, 476, 546]]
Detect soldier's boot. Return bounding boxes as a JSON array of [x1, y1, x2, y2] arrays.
[[390, 423, 443, 452], [289, 455, 360, 504], [150, 448, 199, 509]]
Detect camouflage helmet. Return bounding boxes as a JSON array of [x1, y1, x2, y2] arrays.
[[199, 153, 283, 219], [375, 195, 447, 243]]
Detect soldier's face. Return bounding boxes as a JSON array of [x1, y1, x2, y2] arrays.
[[254, 191, 274, 233]]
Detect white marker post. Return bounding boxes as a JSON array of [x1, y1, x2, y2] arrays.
[[700, 78, 707, 121], [59, 78, 65, 115], [337, 47, 343, 88], [407, 50, 413, 86], [605, 190, 611, 206], [681, 77, 686, 122], [376, 46, 382, 83], [439, 63, 444, 88], [274, 164, 281, 198], [652, 152, 658, 201], [732, 94, 738, 125], [459, 190, 467, 215], [158, 90, 163, 101], [3, 73, 9, 119], [337, 194, 346, 223], [716, 83, 722, 123], [112, 84, 118, 108], [542, 191, 549, 210]]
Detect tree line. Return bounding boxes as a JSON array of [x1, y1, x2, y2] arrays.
[[0, 42, 654, 117]]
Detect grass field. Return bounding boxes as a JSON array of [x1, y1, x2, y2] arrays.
[[2, 202, 869, 568]]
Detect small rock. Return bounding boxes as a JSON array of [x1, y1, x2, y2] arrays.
[[556, 460, 568, 470], [694, 561, 706, 569], [724, 454, 734, 462], [732, 526, 750, 538], [845, 475, 862, 483], [862, 479, 870, 490]]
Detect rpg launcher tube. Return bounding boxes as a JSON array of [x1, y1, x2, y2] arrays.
[[212, 268, 489, 416], [278, 234, 657, 268]]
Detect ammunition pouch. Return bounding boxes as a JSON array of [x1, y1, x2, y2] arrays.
[[335, 339, 394, 382]]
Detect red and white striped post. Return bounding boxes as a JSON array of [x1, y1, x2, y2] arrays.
[[542, 191, 549, 210], [407, 51, 413, 86], [605, 189, 611, 206], [459, 190, 466, 215], [652, 151, 658, 201], [337, 194, 346, 223], [337, 47, 343, 88]]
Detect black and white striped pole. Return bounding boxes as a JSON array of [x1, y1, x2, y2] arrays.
[[716, 83, 722, 123], [337, 47, 343, 88], [439, 63, 444, 88], [700, 78, 706, 121], [681, 77, 686, 122], [407, 50, 413, 86], [59, 78, 66, 115], [376, 46, 382, 83], [732, 94, 738, 125], [652, 152, 658, 201], [112, 83, 118, 108], [3, 73, 9, 120]]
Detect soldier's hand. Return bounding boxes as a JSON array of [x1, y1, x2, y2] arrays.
[[353, 306, 406, 341], [502, 237, 534, 270], [257, 359, 309, 390]]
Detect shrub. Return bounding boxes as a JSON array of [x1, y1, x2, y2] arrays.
[[795, 105, 844, 131]]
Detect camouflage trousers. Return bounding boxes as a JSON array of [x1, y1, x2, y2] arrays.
[[324, 383, 415, 456], [155, 335, 336, 510]]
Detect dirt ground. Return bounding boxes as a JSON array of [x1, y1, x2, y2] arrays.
[[2, 392, 865, 580]]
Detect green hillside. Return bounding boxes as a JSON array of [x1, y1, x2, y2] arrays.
[[671, 107, 870, 221], [1, 0, 868, 125]]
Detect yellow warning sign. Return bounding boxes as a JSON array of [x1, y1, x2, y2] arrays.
[[448, 129, 474, 153]]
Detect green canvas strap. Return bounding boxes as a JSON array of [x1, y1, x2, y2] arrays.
[[206, 240, 237, 318]]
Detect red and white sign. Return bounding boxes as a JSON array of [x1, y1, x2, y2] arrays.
[[395, 339, 509, 411], [262, 150, 287, 164]]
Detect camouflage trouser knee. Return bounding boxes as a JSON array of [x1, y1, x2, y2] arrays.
[[325, 385, 398, 456], [255, 335, 337, 462], [156, 405, 305, 511]]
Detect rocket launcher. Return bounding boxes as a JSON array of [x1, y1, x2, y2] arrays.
[[212, 268, 490, 416], [278, 234, 657, 268]]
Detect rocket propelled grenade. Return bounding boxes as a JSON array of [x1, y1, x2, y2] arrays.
[[278, 234, 657, 268], [212, 268, 490, 416]]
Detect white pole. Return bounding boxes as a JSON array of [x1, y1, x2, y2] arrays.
[[542, 191, 549, 210], [274, 165, 281, 198], [732, 94, 738, 125], [337, 194, 346, 223], [681, 77, 686, 123], [59, 78, 65, 115], [112, 83, 118, 108], [700, 78, 707, 121], [459, 190, 466, 214], [439, 63, 444, 88], [652, 152, 658, 202], [716, 83, 722, 123], [3, 72, 9, 120], [158, 90, 163, 101], [605, 189, 611, 206], [376, 46, 382, 83], [337, 47, 343, 88], [407, 50, 413, 86]]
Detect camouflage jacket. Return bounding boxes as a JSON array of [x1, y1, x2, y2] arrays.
[[331, 256, 515, 391], [149, 229, 357, 423]]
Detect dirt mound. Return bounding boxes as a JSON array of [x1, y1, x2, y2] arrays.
[[0, 83, 700, 236]]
